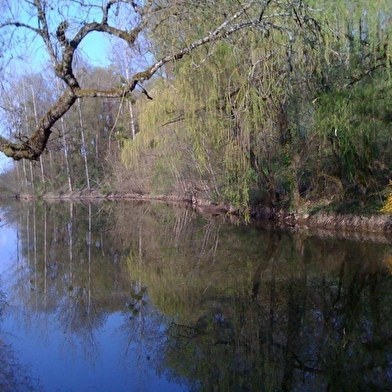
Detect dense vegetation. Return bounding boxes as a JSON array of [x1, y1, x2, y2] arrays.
[[1, 0, 392, 215]]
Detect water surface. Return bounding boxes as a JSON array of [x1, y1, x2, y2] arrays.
[[0, 200, 391, 391]]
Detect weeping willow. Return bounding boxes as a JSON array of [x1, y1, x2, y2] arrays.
[[121, 0, 392, 211], [122, 37, 277, 206]]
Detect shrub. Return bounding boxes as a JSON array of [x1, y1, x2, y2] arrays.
[[381, 181, 392, 214]]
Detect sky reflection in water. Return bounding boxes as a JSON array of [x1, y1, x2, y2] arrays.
[[0, 203, 186, 392], [2, 309, 182, 392]]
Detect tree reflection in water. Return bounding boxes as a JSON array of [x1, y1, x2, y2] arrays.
[[0, 200, 391, 391], [124, 207, 392, 392]]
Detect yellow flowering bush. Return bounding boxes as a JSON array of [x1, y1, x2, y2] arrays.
[[381, 180, 392, 213]]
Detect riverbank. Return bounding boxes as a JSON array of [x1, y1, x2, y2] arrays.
[[14, 189, 392, 234]]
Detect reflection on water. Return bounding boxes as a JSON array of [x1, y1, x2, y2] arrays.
[[0, 200, 391, 391]]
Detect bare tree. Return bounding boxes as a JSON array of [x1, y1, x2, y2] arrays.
[[0, 0, 259, 161]]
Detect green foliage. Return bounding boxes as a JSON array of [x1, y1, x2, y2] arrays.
[[120, 0, 392, 211], [315, 70, 392, 184], [121, 41, 260, 206]]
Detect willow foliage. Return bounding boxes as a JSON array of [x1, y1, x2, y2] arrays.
[[121, 0, 392, 211]]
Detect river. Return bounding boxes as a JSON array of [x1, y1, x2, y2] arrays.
[[0, 200, 391, 391]]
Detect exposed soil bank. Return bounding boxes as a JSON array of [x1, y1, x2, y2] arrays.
[[15, 190, 392, 235]]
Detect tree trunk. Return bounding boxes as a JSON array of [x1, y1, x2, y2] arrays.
[[30, 85, 46, 190], [60, 116, 73, 193], [77, 99, 91, 190]]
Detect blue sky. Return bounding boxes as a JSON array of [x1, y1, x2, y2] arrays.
[[0, 155, 11, 171], [6, 0, 117, 71], [0, 223, 17, 276], [79, 32, 112, 66]]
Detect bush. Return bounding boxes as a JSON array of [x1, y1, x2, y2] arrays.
[[381, 181, 392, 214]]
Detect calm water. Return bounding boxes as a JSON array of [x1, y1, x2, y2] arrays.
[[0, 200, 391, 391]]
